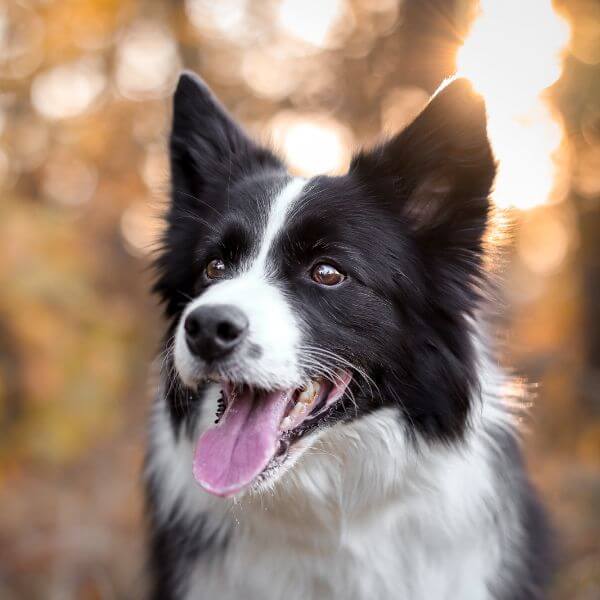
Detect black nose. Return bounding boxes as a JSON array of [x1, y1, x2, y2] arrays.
[[184, 304, 249, 361]]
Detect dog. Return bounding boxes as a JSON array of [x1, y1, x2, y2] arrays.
[[144, 71, 553, 599]]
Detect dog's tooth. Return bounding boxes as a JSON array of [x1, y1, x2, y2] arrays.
[[281, 380, 323, 432], [290, 402, 308, 420], [297, 391, 309, 405], [311, 380, 321, 401], [297, 388, 310, 405], [298, 380, 320, 405]]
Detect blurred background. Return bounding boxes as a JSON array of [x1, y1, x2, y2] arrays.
[[0, 0, 598, 598]]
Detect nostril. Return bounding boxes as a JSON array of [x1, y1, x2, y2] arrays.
[[216, 320, 241, 342], [184, 314, 200, 337]]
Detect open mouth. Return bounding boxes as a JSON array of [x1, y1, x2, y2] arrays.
[[192, 371, 352, 497]]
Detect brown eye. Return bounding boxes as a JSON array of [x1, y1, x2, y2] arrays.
[[311, 263, 346, 286], [205, 258, 226, 280]]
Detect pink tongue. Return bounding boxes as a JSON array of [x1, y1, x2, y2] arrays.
[[193, 387, 290, 497]]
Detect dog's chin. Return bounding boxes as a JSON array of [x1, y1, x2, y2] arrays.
[[186, 371, 352, 499]]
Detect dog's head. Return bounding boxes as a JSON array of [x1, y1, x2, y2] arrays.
[[154, 72, 496, 497]]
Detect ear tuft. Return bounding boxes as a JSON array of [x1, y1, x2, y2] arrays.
[[175, 71, 212, 102], [351, 76, 492, 182], [424, 77, 489, 161], [430, 77, 485, 119]]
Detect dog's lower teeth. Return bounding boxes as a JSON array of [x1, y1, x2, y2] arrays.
[[280, 380, 323, 432], [298, 381, 320, 405], [290, 402, 308, 419]]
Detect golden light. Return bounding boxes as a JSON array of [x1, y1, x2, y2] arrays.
[[42, 152, 98, 207], [31, 57, 106, 120], [141, 143, 169, 192], [241, 45, 298, 100], [0, 1, 44, 79], [185, 0, 249, 42], [380, 86, 429, 132], [457, 0, 570, 210], [115, 20, 180, 101], [269, 112, 352, 176], [0, 148, 9, 189], [8, 115, 49, 172], [517, 209, 574, 275], [277, 0, 344, 48], [120, 201, 162, 257]]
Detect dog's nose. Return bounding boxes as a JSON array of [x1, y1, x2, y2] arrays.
[[184, 304, 249, 361]]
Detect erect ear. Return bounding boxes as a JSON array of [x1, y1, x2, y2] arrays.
[[154, 73, 284, 318], [170, 71, 283, 204], [350, 78, 496, 294]]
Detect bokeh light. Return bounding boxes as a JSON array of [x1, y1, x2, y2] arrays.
[[0, 1, 44, 79], [277, 0, 345, 48], [6, 114, 49, 172], [0, 147, 9, 188], [185, 0, 249, 42], [115, 20, 180, 100], [458, 0, 570, 210], [241, 44, 299, 100], [120, 200, 162, 257], [566, 0, 600, 65], [41, 151, 98, 207], [141, 143, 169, 192], [380, 85, 429, 132], [518, 208, 574, 275], [31, 57, 106, 120], [269, 111, 353, 175]]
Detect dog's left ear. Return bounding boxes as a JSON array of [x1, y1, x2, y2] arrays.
[[351, 78, 496, 292], [170, 72, 283, 201]]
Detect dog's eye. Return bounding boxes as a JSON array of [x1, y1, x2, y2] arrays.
[[311, 263, 346, 286], [205, 258, 226, 280]]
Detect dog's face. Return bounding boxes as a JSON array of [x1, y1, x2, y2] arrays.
[[155, 73, 495, 497]]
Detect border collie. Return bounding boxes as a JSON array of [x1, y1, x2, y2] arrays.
[[144, 71, 553, 599]]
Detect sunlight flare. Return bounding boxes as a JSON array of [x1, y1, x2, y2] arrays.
[[457, 0, 570, 209]]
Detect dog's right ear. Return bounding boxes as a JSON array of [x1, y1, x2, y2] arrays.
[[170, 71, 283, 203]]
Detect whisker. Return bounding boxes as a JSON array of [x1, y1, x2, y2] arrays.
[[298, 346, 381, 400]]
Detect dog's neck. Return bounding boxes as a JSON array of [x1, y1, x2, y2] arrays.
[[236, 407, 412, 536], [228, 367, 514, 548]]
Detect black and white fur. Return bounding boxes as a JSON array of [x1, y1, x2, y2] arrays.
[[144, 71, 553, 599]]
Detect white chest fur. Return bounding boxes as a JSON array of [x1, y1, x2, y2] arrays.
[[147, 369, 522, 600]]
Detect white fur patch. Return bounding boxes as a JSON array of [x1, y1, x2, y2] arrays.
[[148, 339, 526, 600]]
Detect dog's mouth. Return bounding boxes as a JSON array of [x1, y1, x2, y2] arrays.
[[192, 372, 352, 497]]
